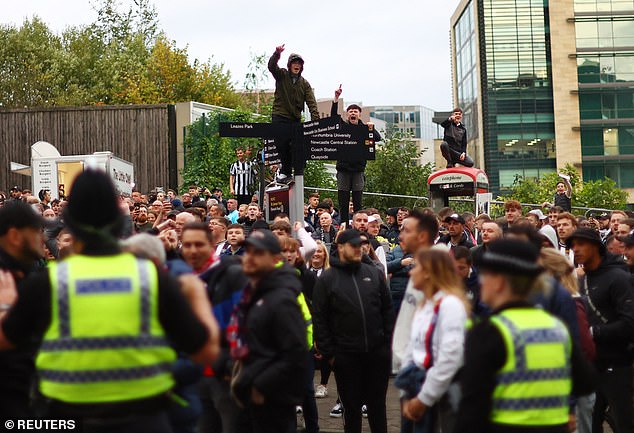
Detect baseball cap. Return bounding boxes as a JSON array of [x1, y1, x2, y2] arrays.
[[244, 229, 281, 254], [10, 186, 21, 192], [444, 213, 466, 225], [528, 209, 548, 220], [338, 229, 363, 246]]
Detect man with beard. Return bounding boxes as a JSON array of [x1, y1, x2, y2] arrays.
[[0, 201, 45, 419], [438, 213, 475, 250], [228, 230, 308, 433], [135, 205, 154, 233], [313, 229, 394, 433]]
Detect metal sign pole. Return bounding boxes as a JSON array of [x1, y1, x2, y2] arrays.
[[290, 175, 304, 235]]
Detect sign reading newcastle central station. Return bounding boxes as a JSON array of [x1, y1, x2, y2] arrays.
[[219, 117, 376, 164]]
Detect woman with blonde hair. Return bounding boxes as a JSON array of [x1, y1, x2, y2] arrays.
[[308, 240, 330, 277], [398, 248, 469, 433]]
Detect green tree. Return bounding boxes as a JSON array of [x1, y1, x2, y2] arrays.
[[303, 161, 337, 202], [498, 163, 627, 214], [364, 128, 433, 211], [0, 17, 63, 107], [0, 0, 240, 108], [181, 109, 262, 194]]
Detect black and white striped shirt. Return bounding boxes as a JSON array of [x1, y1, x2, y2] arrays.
[[230, 160, 256, 195]]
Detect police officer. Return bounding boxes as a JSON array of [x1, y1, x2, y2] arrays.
[[0, 169, 220, 433], [453, 239, 595, 433]]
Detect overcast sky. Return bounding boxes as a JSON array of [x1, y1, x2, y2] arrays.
[[4, 0, 460, 110]]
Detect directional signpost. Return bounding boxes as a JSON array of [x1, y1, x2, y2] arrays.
[[220, 117, 376, 224]]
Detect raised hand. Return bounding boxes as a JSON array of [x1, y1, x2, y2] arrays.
[[275, 44, 285, 54], [334, 84, 342, 101]]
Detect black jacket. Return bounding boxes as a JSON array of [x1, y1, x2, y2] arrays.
[[199, 256, 248, 379], [331, 101, 382, 172], [0, 248, 38, 418], [313, 257, 394, 360], [582, 254, 634, 368], [232, 265, 308, 406], [438, 231, 474, 250], [441, 118, 467, 154]]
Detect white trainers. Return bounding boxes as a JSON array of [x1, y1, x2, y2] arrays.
[[296, 405, 303, 415], [275, 173, 292, 184], [329, 402, 343, 418], [362, 405, 368, 418], [314, 384, 328, 398]]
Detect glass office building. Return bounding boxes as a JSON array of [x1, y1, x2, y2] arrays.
[[451, 0, 634, 196], [368, 105, 437, 166], [575, 0, 634, 187]]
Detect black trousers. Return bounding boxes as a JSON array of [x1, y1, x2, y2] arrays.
[[249, 403, 296, 433], [235, 194, 252, 206], [272, 115, 301, 177], [592, 365, 634, 433], [333, 345, 391, 433], [338, 190, 362, 228], [440, 142, 474, 168]]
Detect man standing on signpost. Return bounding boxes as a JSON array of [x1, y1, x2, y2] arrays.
[[268, 44, 320, 184], [331, 85, 381, 227]]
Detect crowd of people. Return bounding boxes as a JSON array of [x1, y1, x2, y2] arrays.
[[0, 171, 633, 433]]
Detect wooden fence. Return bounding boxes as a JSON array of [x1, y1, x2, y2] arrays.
[[0, 104, 177, 195]]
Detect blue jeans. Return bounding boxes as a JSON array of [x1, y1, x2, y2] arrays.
[[394, 363, 432, 433]]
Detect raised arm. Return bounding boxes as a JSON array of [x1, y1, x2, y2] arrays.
[[268, 44, 285, 80], [331, 85, 342, 117]]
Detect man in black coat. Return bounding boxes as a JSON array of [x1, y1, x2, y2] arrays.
[[440, 107, 474, 169], [0, 201, 46, 419], [568, 228, 634, 433], [313, 229, 394, 433], [331, 86, 382, 226], [229, 230, 308, 433]]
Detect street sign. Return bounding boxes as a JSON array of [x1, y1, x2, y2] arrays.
[[219, 122, 290, 139], [220, 117, 375, 163], [262, 139, 281, 166], [303, 117, 375, 161]]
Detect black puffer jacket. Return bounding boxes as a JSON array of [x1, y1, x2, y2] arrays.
[[231, 264, 308, 406], [583, 254, 634, 368], [313, 257, 394, 360]]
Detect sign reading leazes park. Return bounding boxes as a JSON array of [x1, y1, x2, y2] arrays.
[[219, 117, 376, 163]]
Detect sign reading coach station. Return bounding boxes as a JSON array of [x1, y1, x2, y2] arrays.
[[219, 117, 376, 163]]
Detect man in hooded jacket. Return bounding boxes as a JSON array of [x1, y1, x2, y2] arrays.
[[268, 44, 320, 183]]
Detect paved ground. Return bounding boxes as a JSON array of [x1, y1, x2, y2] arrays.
[[298, 375, 401, 433]]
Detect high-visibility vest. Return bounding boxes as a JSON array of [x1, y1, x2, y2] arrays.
[[297, 292, 313, 349], [36, 253, 177, 404], [490, 308, 572, 427], [275, 260, 313, 349]]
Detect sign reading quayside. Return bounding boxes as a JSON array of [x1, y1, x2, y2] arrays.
[[220, 116, 376, 164]]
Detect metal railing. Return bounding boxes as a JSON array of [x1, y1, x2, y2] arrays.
[[305, 186, 613, 216]]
